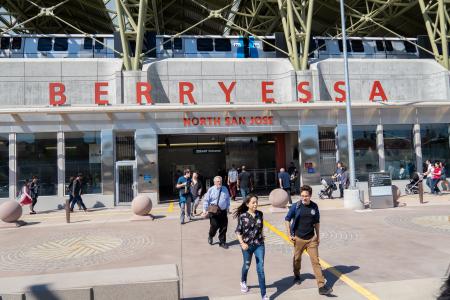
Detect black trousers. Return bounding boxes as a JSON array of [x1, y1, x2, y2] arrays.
[[31, 197, 38, 210], [209, 209, 228, 244]]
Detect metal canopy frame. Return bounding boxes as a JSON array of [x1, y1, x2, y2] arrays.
[[0, 0, 449, 70]]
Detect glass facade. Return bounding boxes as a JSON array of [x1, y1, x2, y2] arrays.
[[17, 133, 58, 196], [353, 126, 378, 181], [65, 132, 102, 194], [421, 124, 450, 175], [384, 125, 415, 180], [0, 134, 8, 198]]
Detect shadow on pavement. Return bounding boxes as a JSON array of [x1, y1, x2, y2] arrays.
[[183, 297, 209, 300], [323, 265, 360, 288], [29, 284, 59, 300], [261, 274, 314, 299]]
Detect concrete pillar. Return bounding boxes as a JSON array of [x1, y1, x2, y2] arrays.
[[101, 130, 115, 197], [414, 124, 422, 173], [336, 124, 348, 166], [8, 133, 16, 200], [377, 124, 385, 171], [57, 131, 65, 197]]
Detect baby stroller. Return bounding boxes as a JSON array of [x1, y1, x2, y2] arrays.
[[318, 177, 337, 199], [405, 172, 422, 195]]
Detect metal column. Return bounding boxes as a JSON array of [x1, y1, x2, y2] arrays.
[[101, 129, 115, 196], [413, 124, 423, 174], [57, 131, 65, 197], [376, 124, 385, 172]]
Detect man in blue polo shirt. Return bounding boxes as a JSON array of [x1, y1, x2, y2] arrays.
[[284, 185, 332, 295]]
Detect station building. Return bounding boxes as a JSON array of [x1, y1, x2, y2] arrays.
[[0, 56, 449, 209]]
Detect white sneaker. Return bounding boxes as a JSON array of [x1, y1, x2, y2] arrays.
[[262, 295, 270, 300], [240, 281, 249, 293]]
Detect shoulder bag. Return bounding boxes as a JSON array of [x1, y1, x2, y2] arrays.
[[207, 187, 222, 215]]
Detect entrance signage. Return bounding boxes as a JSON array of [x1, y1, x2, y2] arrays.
[[183, 116, 273, 127], [48, 80, 388, 106], [193, 149, 223, 154]]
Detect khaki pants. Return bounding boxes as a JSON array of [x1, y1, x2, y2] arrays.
[[293, 236, 325, 288]]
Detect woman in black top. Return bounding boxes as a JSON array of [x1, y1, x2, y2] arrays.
[[190, 171, 203, 216], [234, 194, 268, 300]]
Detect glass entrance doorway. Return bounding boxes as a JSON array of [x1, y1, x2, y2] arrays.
[[115, 161, 137, 205], [158, 134, 279, 202]]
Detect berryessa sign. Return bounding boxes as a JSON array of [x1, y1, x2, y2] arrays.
[[48, 80, 388, 106]]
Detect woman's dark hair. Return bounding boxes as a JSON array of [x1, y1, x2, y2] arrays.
[[438, 268, 450, 300], [233, 194, 258, 219]]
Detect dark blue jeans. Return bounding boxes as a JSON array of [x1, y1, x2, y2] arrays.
[[241, 244, 266, 297], [70, 195, 87, 210], [431, 178, 440, 194]]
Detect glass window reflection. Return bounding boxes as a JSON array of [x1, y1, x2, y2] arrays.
[[17, 133, 58, 196], [65, 132, 102, 194], [383, 125, 415, 180], [421, 124, 450, 175], [353, 126, 378, 181], [0, 134, 9, 198]]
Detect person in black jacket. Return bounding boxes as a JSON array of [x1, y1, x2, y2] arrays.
[[70, 173, 87, 212], [30, 176, 39, 214]]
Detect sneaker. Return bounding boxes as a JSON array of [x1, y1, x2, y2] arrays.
[[262, 295, 269, 300], [219, 243, 229, 249], [318, 286, 333, 295], [240, 281, 249, 293], [208, 237, 213, 245]]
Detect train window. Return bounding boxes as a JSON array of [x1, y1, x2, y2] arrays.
[[173, 38, 182, 50], [163, 38, 172, 50], [197, 38, 213, 51], [262, 39, 276, 52], [37, 37, 52, 51], [404, 41, 417, 53], [95, 38, 104, 50], [338, 40, 351, 52], [351, 40, 364, 52], [375, 40, 385, 51], [0, 37, 9, 50], [317, 39, 326, 51], [84, 37, 93, 49], [385, 40, 393, 51], [11, 37, 22, 49], [54, 38, 68, 51], [214, 38, 231, 51]]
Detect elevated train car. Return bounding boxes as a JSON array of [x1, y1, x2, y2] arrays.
[[0, 33, 430, 60]]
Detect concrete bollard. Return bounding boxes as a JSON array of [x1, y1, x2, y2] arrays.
[[344, 189, 364, 210]]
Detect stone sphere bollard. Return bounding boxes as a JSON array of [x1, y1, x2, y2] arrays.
[[0, 201, 23, 223], [131, 194, 153, 216], [269, 188, 289, 208]]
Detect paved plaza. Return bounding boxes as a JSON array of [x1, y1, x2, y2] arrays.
[[1, 193, 450, 299]]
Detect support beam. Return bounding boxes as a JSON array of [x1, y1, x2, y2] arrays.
[[115, 0, 132, 71], [133, 0, 148, 70]]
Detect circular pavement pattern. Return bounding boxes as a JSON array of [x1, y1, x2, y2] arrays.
[[0, 230, 153, 272], [385, 214, 450, 235]]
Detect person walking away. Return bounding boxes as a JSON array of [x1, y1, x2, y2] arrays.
[[228, 165, 239, 201], [288, 162, 299, 195], [202, 176, 231, 249], [29, 176, 39, 214], [238, 166, 253, 200], [332, 162, 345, 198], [19, 179, 32, 207], [70, 174, 87, 212], [191, 171, 203, 216], [176, 169, 192, 224], [431, 162, 442, 195], [234, 194, 268, 300], [278, 168, 292, 204], [439, 162, 449, 191], [284, 185, 333, 295]]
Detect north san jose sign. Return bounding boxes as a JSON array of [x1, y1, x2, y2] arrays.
[[48, 80, 388, 106]]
